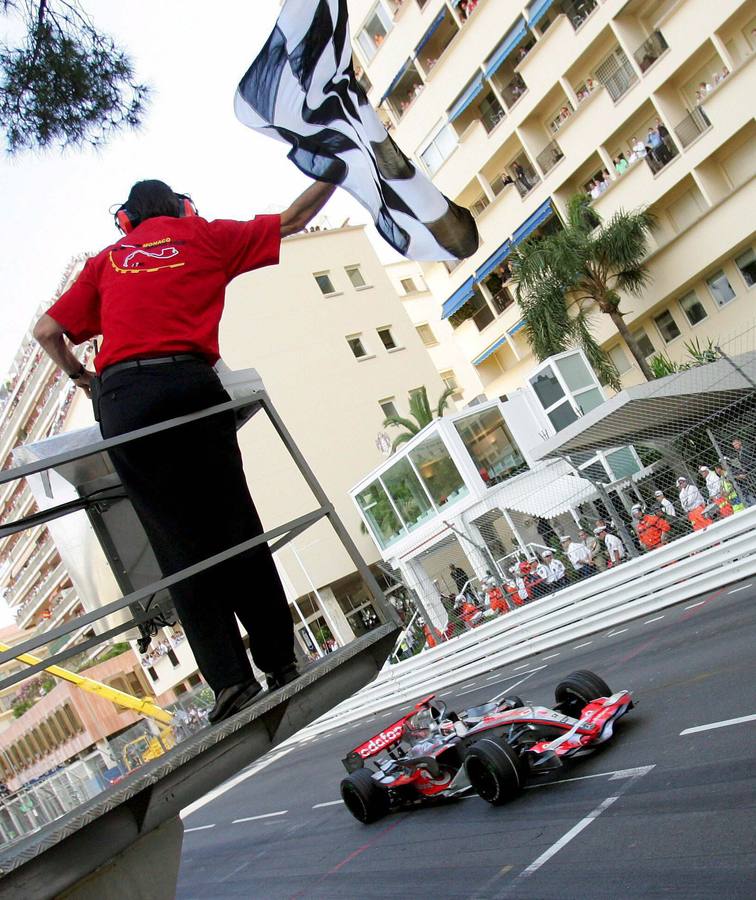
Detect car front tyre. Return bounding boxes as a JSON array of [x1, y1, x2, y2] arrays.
[[555, 670, 612, 717], [340, 769, 391, 824], [464, 737, 528, 805]]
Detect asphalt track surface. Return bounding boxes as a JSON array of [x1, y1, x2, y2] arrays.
[[177, 578, 756, 899]]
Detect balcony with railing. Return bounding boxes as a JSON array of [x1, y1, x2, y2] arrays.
[[560, 0, 598, 32], [534, 139, 564, 176], [673, 107, 711, 150], [594, 47, 639, 103], [633, 30, 669, 74], [15, 560, 67, 630]]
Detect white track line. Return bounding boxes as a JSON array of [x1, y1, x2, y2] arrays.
[[644, 615, 665, 624], [518, 766, 654, 880], [312, 800, 344, 809], [233, 810, 288, 824], [457, 683, 484, 696], [525, 766, 651, 791], [542, 653, 560, 660], [573, 641, 592, 650], [181, 747, 293, 819], [185, 824, 216, 833], [680, 714, 756, 735], [729, 584, 752, 594], [513, 663, 530, 671], [685, 600, 706, 610], [607, 629, 628, 637]]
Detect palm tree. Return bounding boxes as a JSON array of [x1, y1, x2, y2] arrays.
[[509, 195, 657, 389], [382, 385, 456, 452]]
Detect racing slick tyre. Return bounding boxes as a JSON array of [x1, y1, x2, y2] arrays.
[[340, 769, 391, 824], [555, 670, 612, 717], [464, 737, 528, 805]]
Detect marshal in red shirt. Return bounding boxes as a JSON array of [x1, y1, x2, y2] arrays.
[[47, 214, 281, 372]]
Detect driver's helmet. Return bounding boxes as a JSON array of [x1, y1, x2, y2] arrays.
[[405, 707, 435, 741]]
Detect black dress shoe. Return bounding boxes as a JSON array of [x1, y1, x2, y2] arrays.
[[265, 662, 299, 692], [207, 679, 262, 724]]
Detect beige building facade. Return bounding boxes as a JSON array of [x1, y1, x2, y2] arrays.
[[352, 0, 756, 400], [1, 225, 451, 708]]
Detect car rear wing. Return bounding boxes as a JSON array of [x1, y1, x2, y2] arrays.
[[341, 695, 435, 773]]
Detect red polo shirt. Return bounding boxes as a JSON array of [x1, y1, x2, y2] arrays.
[[47, 214, 281, 372]]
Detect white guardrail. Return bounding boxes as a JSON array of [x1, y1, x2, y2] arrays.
[[291, 507, 756, 742]]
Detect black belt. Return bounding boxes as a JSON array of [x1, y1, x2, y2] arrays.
[[100, 354, 206, 383]]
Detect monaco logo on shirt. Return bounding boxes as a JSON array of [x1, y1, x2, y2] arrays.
[[108, 237, 185, 274]]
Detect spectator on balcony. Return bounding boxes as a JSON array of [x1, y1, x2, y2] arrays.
[[559, 106, 571, 122], [655, 118, 674, 160], [614, 154, 629, 175], [513, 162, 533, 194], [630, 136, 647, 161], [695, 81, 712, 103]]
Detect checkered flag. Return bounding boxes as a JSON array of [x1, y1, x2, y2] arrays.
[[234, 0, 479, 262]]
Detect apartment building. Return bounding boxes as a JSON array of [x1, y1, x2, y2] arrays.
[[0, 260, 94, 648], [352, 0, 756, 400]]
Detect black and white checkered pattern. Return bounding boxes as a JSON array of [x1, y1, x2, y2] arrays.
[[234, 0, 479, 262]]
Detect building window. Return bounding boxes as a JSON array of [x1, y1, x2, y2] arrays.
[[356, 2, 393, 63], [679, 291, 708, 326], [440, 370, 460, 395], [355, 480, 405, 549], [314, 272, 337, 295], [347, 335, 368, 358], [346, 265, 367, 288], [632, 328, 656, 358], [416, 323, 437, 346], [401, 275, 425, 294], [734, 248, 756, 288], [706, 269, 736, 307], [379, 398, 398, 419], [419, 121, 457, 175], [377, 327, 398, 350], [608, 345, 632, 375], [454, 407, 526, 485], [408, 433, 468, 508], [654, 309, 682, 343]]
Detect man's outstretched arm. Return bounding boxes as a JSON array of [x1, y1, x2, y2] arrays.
[[280, 182, 336, 237], [33, 315, 95, 396]]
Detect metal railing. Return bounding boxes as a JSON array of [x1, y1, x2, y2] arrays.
[[673, 107, 711, 149], [634, 30, 669, 72], [562, 0, 598, 31], [535, 139, 564, 175]]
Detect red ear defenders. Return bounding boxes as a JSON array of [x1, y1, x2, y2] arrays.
[[114, 193, 198, 233]]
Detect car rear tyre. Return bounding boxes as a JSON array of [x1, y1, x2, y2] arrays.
[[464, 737, 527, 805], [340, 769, 390, 824], [555, 670, 611, 717]]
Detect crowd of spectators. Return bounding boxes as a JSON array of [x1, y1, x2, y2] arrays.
[[587, 118, 677, 199], [140, 631, 187, 668]]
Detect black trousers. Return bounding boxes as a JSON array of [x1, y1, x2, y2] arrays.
[[98, 358, 294, 692]]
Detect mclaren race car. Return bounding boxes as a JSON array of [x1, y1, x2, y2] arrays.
[[340, 670, 633, 823]]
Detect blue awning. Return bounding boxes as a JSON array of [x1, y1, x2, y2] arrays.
[[482, 19, 528, 79], [512, 199, 554, 245], [474, 239, 512, 283], [415, 10, 446, 56], [448, 74, 484, 121], [509, 319, 527, 336], [380, 60, 412, 104], [473, 336, 508, 366], [441, 277, 475, 319], [526, 0, 555, 27]]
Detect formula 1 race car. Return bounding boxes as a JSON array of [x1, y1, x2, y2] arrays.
[[340, 670, 633, 824]]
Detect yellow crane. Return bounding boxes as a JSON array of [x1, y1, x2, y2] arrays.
[[0, 642, 173, 725]]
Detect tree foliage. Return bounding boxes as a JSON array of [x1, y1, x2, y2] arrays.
[[509, 195, 657, 390], [1, 0, 149, 152], [382, 385, 456, 452]]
